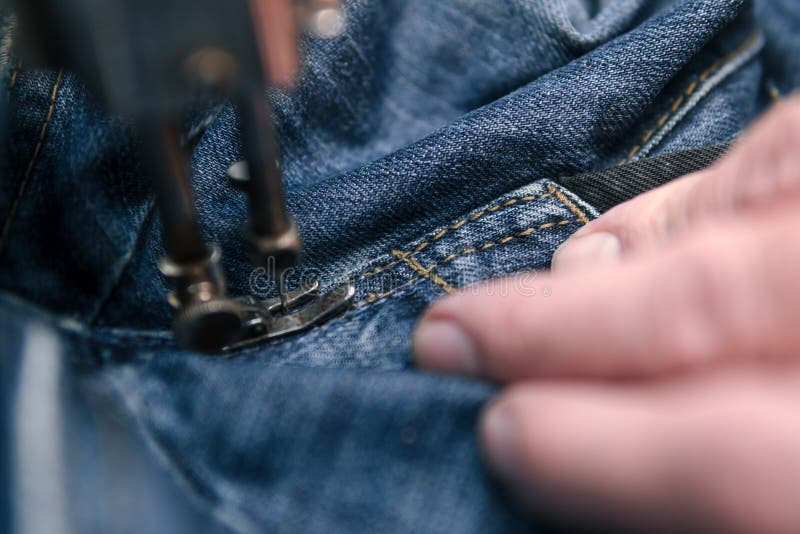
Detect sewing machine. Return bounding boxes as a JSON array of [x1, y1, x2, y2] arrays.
[[8, 0, 355, 352]]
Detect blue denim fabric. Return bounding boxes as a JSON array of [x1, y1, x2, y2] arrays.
[[1, 1, 798, 533]]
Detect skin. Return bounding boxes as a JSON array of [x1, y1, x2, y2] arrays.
[[413, 93, 800, 533]]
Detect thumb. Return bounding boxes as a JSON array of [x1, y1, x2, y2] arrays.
[[412, 196, 800, 381], [552, 92, 800, 272]]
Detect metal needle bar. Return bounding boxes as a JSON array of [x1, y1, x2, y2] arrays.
[[236, 88, 291, 240], [139, 121, 208, 263]]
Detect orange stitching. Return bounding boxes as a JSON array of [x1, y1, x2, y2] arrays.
[[767, 83, 781, 104], [620, 32, 762, 166], [437, 220, 577, 266], [0, 69, 64, 258], [357, 277, 424, 308], [393, 250, 455, 294], [357, 258, 404, 279], [359, 184, 582, 290], [356, 191, 554, 280], [625, 144, 641, 160], [548, 184, 590, 224], [7, 66, 18, 99], [354, 218, 581, 308], [355, 184, 585, 305]]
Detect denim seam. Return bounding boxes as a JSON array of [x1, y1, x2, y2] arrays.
[[281, 287, 427, 367], [435, 219, 579, 267], [359, 218, 580, 308], [5, 63, 17, 100], [183, 103, 226, 147], [548, 184, 590, 223], [87, 199, 158, 325], [635, 33, 763, 162], [253, 214, 584, 359], [80, 211, 582, 354], [0, 69, 64, 259], [409, 188, 587, 297], [230, 278, 426, 359], [357, 191, 555, 280], [32, 184, 585, 348], [620, 30, 763, 166], [407, 186, 589, 294], [7, 66, 15, 91], [9, 189, 570, 347], [393, 250, 455, 294], [357, 276, 426, 308], [89, 104, 227, 326], [766, 80, 781, 103], [189, 278, 431, 360]]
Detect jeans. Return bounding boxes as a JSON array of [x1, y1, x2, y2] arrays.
[[1, 1, 798, 532]]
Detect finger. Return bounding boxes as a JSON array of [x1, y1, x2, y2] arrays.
[[480, 369, 800, 533], [413, 205, 800, 381], [249, 0, 299, 87], [552, 92, 800, 272]]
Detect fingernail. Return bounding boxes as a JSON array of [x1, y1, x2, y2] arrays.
[[551, 232, 621, 272], [413, 320, 480, 375], [481, 402, 524, 482]]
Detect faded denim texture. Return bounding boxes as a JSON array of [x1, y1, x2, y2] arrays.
[[1, 1, 798, 533]]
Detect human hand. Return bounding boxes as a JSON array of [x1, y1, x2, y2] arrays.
[[413, 94, 800, 532]]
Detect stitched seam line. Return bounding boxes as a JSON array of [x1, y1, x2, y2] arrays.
[[6, 66, 17, 100], [437, 219, 579, 266], [393, 250, 455, 294], [356, 184, 591, 306], [77, 102, 219, 324], [82, 216, 584, 343], [0, 69, 64, 259], [548, 184, 590, 224], [182, 103, 225, 147], [634, 33, 762, 163], [356, 191, 554, 280], [766, 81, 781, 103], [358, 217, 581, 308], [620, 31, 762, 166], [359, 276, 424, 308], [88, 199, 158, 325]]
